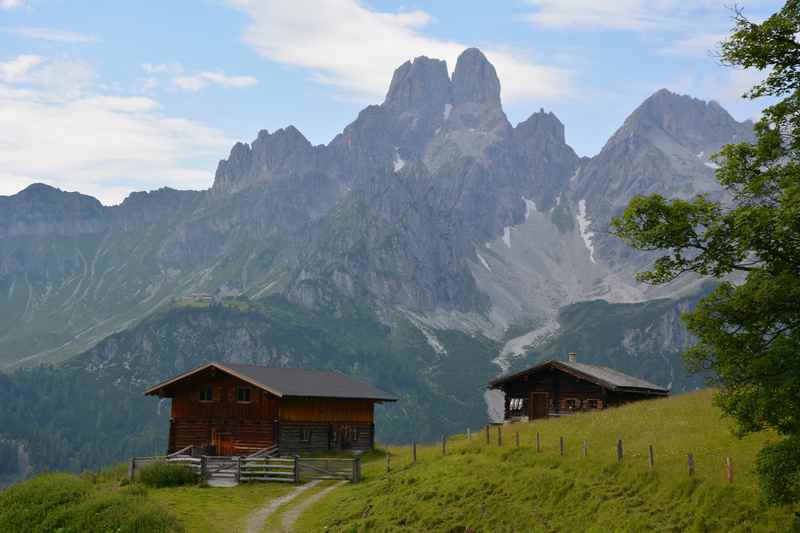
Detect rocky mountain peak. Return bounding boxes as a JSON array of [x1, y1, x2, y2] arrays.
[[212, 126, 316, 195], [452, 48, 501, 107], [515, 108, 567, 145], [622, 88, 752, 150], [384, 55, 451, 111]]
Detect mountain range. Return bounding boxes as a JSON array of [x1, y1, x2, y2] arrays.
[[0, 48, 751, 474]]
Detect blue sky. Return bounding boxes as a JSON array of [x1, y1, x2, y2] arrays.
[[0, 0, 782, 204]]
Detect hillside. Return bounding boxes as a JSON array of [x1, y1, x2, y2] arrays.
[[295, 391, 799, 532], [0, 291, 711, 476]]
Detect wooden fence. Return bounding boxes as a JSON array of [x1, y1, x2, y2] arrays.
[[128, 454, 361, 484], [386, 426, 738, 483]]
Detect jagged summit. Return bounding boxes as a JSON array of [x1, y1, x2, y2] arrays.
[[452, 48, 501, 107], [384, 56, 450, 110], [621, 88, 752, 150]]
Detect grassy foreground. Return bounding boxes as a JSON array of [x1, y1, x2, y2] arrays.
[[296, 390, 800, 532], [0, 463, 295, 533]]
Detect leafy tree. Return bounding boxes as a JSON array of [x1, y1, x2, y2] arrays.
[[611, 1, 800, 503]]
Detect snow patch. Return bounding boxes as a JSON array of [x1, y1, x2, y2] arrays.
[[477, 252, 492, 272], [555, 194, 561, 207], [393, 148, 405, 172], [576, 199, 597, 264], [705, 161, 720, 170], [502, 226, 512, 248], [405, 313, 447, 356], [443, 103, 452, 120], [496, 318, 560, 367], [522, 196, 536, 221], [696, 151, 704, 159]]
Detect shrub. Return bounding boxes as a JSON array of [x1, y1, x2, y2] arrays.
[[756, 436, 800, 505], [0, 473, 91, 532], [137, 462, 198, 488], [0, 472, 181, 532]]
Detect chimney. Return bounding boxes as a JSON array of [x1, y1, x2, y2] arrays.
[[568, 352, 577, 363]]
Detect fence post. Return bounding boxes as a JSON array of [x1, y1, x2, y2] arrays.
[[200, 456, 207, 482], [726, 457, 733, 483], [486, 425, 490, 445], [236, 456, 242, 483], [128, 457, 135, 481], [536, 432, 541, 452], [467, 428, 471, 440], [294, 456, 300, 484], [355, 456, 362, 482], [497, 426, 503, 446], [648, 445, 654, 470], [385, 452, 391, 473], [688, 453, 695, 476], [442, 434, 447, 456], [582, 440, 588, 457], [412, 440, 417, 463], [560, 436, 565, 457], [616, 439, 623, 464], [515, 432, 520, 448]]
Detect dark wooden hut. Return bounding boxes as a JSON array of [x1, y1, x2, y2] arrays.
[[144, 362, 397, 456], [488, 353, 669, 422]]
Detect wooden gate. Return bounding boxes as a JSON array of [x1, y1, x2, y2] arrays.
[[297, 457, 361, 482]]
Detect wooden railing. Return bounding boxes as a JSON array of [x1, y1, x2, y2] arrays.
[[128, 453, 361, 484]]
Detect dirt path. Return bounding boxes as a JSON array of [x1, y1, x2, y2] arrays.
[[243, 481, 320, 533], [279, 480, 347, 532]]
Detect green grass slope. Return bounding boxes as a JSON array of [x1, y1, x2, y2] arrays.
[[296, 390, 799, 532]]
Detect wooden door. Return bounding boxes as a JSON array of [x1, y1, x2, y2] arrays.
[[529, 392, 549, 420], [338, 425, 353, 450], [219, 433, 234, 456]]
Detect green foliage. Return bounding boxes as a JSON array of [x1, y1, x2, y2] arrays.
[[611, 1, 800, 503], [0, 473, 181, 533], [756, 436, 800, 505], [136, 462, 198, 488], [295, 392, 798, 532]]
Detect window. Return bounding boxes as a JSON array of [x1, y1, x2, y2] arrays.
[[586, 399, 602, 409], [565, 398, 579, 410], [199, 386, 213, 402], [236, 386, 251, 403], [300, 428, 312, 443]]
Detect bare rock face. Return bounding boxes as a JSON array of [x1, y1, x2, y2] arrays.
[[0, 50, 753, 369]]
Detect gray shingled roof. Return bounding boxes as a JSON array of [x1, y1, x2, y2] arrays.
[[145, 362, 398, 402], [489, 359, 669, 394]]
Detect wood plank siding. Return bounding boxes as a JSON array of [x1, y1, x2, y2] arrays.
[[152, 364, 385, 456], [490, 359, 669, 422]]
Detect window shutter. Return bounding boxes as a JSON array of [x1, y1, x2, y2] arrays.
[[214, 386, 223, 402], [228, 387, 235, 403]]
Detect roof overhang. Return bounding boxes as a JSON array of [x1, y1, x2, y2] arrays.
[[488, 360, 669, 395], [143, 362, 285, 398]]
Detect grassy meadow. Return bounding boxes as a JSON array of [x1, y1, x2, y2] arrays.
[[295, 390, 800, 532], [0, 462, 294, 533]]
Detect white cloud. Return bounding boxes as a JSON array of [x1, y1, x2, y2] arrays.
[[0, 56, 231, 205], [661, 33, 727, 56], [521, 0, 724, 30], [521, 0, 776, 31], [4, 27, 99, 43], [173, 70, 258, 92], [1, 0, 24, 10], [224, 0, 571, 103], [0, 54, 42, 82]]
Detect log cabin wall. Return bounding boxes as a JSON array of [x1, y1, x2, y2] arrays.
[[167, 366, 279, 454], [278, 398, 375, 453], [501, 366, 608, 418]]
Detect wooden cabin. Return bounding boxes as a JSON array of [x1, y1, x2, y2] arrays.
[[144, 362, 397, 456], [488, 353, 669, 422]]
